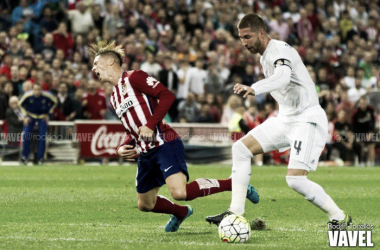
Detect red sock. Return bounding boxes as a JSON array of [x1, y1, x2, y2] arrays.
[[185, 178, 232, 201], [151, 195, 188, 219]]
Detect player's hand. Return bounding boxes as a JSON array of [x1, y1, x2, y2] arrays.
[[118, 145, 139, 161], [233, 83, 255, 98], [23, 117, 31, 126], [138, 126, 154, 140], [44, 115, 49, 125]]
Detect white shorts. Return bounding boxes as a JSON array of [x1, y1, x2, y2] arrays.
[[249, 113, 327, 171]]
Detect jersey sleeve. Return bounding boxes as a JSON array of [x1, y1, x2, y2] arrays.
[[129, 70, 175, 131], [251, 42, 294, 95], [271, 42, 294, 70]]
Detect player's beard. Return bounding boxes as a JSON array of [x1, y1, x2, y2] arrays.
[[249, 39, 261, 54]]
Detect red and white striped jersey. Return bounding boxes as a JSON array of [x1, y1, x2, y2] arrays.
[[110, 70, 179, 154]]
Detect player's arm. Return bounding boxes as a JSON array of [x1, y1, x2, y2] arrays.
[[43, 92, 58, 115], [235, 59, 292, 98], [129, 70, 175, 133], [117, 133, 139, 161]]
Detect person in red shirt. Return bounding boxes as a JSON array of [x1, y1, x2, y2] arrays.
[[0, 52, 12, 79], [88, 41, 259, 232], [52, 22, 74, 59], [81, 79, 107, 120], [41, 71, 53, 91]]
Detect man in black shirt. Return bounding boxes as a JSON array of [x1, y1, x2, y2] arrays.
[[332, 110, 361, 163], [352, 97, 376, 166]]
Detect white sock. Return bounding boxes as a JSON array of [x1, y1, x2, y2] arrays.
[[229, 140, 253, 215], [286, 176, 345, 221]]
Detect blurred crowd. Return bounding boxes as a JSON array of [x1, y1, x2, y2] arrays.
[[0, 0, 379, 164]]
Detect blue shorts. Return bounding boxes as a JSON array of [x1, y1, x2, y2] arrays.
[[136, 139, 189, 193]]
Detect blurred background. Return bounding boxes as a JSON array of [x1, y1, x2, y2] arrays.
[[0, 0, 379, 166]]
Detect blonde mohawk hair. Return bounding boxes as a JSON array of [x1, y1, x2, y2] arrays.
[[88, 41, 125, 66]]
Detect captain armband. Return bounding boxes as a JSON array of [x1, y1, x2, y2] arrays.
[[273, 59, 292, 70]]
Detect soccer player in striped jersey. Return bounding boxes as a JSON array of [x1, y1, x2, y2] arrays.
[[206, 14, 352, 230], [88, 41, 259, 232]]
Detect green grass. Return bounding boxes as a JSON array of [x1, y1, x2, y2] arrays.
[[0, 165, 379, 249]]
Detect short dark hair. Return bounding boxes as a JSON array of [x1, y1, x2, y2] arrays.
[[237, 13, 266, 32], [33, 82, 42, 88]]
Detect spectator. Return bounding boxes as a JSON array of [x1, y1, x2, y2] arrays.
[[205, 63, 223, 95], [67, 2, 94, 36], [140, 52, 161, 79], [52, 22, 74, 59], [82, 80, 107, 120], [205, 93, 221, 123], [352, 97, 376, 166], [339, 10, 353, 43], [2, 81, 14, 108], [176, 57, 190, 100], [75, 63, 92, 81], [221, 95, 242, 125], [10, 65, 22, 96], [92, 4, 104, 36], [19, 83, 57, 164], [283, 2, 301, 24], [0, 31, 8, 50], [41, 71, 53, 91], [39, 6, 58, 36], [332, 110, 356, 162], [5, 96, 24, 146], [158, 56, 178, 94], [348, 75, 366, 103], [195, 103, 214, 123], [297, 8, 315, 42], [185, 59, 207, 96], [73, 88, 84, 120], [177, 93, 199, 123], [104, 4, 124, 38], [269, 10, 290, 41], [21, 80, 32, 95], [7, 37, 23, 58], [343, 66, 355, 89], [228, 106, 250, 141], [0, 52, 13, 79], [36, 33, 56, 63], [335, 92, 355, 123], [54, 83, 76, 121]]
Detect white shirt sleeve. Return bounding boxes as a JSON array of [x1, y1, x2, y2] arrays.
[[250, 65, 291, 95]]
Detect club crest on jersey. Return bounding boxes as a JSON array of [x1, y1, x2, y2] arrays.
[[116, 97, 135, 118], [121, 84, 128, 95]]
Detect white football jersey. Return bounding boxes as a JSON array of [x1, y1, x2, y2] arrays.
[[255, 39, 323, 122]]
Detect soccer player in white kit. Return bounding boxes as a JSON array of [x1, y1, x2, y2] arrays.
[[206, 13, 351, 229]]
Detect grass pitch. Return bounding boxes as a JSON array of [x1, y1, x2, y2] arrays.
[[0, 164, 379, 249]]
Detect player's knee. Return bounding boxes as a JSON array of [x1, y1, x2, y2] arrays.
[[170, 188, 186, 201], [232, 140, 253, 159], [137, 200, 155, 212], [285, 176, 307, 191]]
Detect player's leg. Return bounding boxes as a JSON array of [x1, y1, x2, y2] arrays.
[[36, 118, 48, 163], [228, 135, 263, 215], [162, 139, 251, 202], [166, 171, 233, 201], [137, 145, 190, 232], [21, 117, 35, 163], [206, 118, 285, 225], [286, 122, 351, 229], [228, 117, 288, 215]]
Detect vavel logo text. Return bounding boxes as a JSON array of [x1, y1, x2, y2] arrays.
[[328, 226, 374, 247]]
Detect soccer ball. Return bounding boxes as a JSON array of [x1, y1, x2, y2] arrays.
[[218, 214, 251, 243]]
